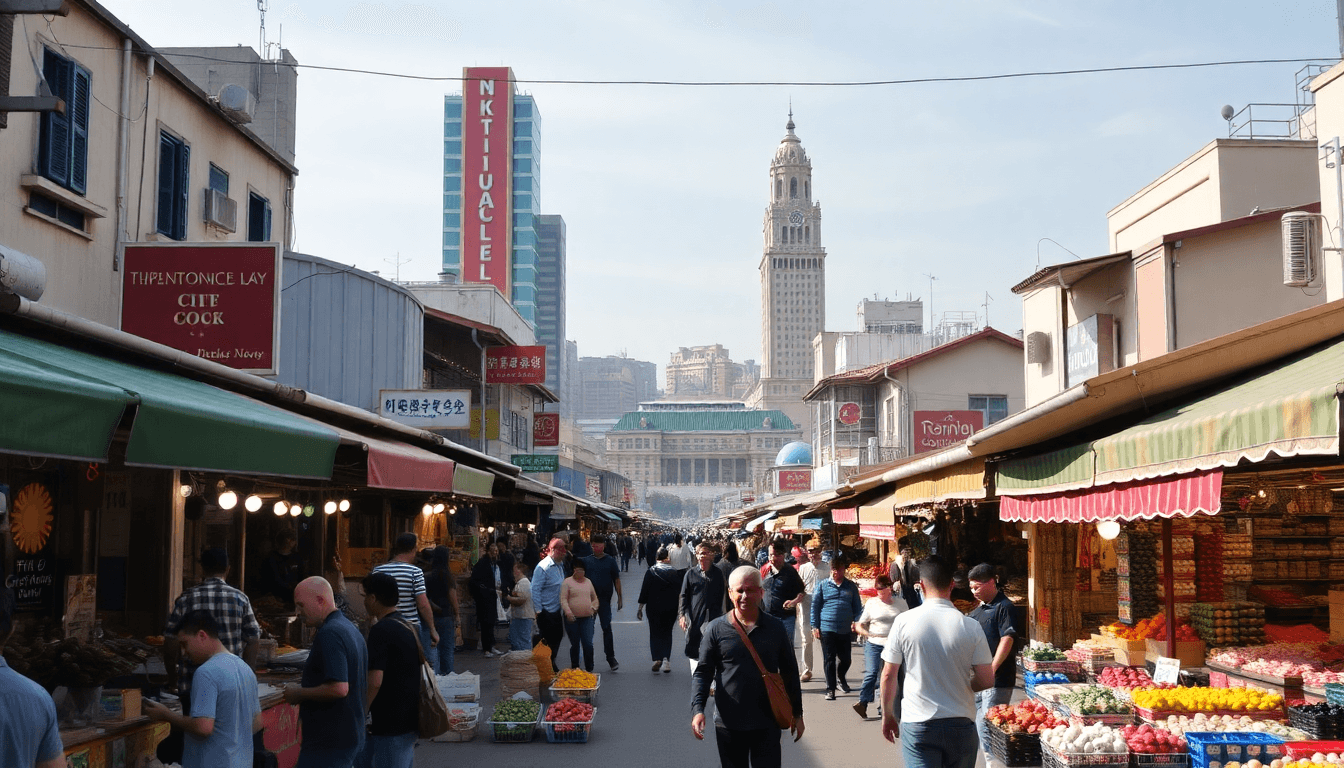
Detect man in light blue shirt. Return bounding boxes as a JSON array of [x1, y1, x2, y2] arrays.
[[145, 609, 261, 768], [532, 537, 568, 671], [0, 586, 64, 768]]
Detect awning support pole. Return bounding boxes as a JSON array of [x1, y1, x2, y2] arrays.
[[1162, 517, 1176, 658]]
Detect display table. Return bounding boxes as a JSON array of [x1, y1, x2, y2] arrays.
[[62, 717, 169, 767], [258, 672, 302, 768], [1205, 660, 1305, 699]]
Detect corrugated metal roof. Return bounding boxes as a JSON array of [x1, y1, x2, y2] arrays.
[[610, 410, 796, 432]]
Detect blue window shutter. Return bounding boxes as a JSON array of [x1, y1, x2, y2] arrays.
[[40, 52, 72, 187], [175, 142, 190, 239], [69, 66, 91, 195], [263, 201, 272, 241], [156, 134, 176, 236]]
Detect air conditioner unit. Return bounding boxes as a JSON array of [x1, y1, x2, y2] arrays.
[[1281, 211, 1318, 287], [1026, 331, 1051, 364], [216, 83, 255, 125], [203, 188, 237, 232]]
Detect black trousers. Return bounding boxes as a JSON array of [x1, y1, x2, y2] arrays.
[[821, 631, 853, 692], [476, 592, 496, 651], [536, 609, 565, 671], [715, 725, 782, 768], [647, 608, 676, 660]]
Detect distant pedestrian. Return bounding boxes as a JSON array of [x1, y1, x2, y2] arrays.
[[355, 571, 420, 768], [285, 577, 368, 768], [795, 543, 828, 682], [637, 547, 682, 673], [425, 546, 459, 674], [521, 534, 542, 573], [468, 542, 503, 657], [561, 561, 600, 671], [668, 533, 694, 570], [679, 541, 726, 673], [532, 538, 569, 671], [0, 586, 64, 768], [644, 535, 659, 567], [618, 533, 635, 572], [371, 533, 439, 668], [853, 573, 907, 720], [506, 561, 536, 651], [691, 565, 804, 767], [968, 563, 1021, 768], [810, 555, 862, 701], [761, 540, 806, 643], [880, 556, 995, 768], [715, 541, 742, 612], [583, 535, 624, 671]]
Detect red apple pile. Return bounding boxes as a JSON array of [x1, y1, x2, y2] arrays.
[[1121, 723, 1186, 754], [1098, 666, 1175, 691], [988, 700, 1068, 734]]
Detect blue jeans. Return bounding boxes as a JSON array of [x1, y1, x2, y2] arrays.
[[417, 621, 437, 672], [901, 717, 979, 768], [775, 613, 796, 647], [296, 745, 360, 768], [510, 618, 534, 651], [565, 615, 595, 670], [354, 731, 415, 768], [860, 639, 884, 704], [977, 687, 1014, 760], [433, 615, 455, 674]]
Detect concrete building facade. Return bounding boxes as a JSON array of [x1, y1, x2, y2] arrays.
[[575, 354, 658, 420], [535, 213, 566, 396], [664, 343, 757, 399]]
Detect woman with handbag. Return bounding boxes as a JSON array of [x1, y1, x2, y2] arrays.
[[691, 565, 804, 768]]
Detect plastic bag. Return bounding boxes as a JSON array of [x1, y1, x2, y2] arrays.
[[532, 642, 554, 686]]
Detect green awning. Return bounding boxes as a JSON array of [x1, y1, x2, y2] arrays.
[[452, 464, 496, 498], [0, 329, 339, 478], [1093, 338, 1344, 485], [996, 443, 1094, 496]]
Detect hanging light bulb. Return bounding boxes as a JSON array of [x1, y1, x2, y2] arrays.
[[217, 490, 238, 510], [422, 503, 433, 516], [1096, 520, 1121, 540], [433, 503, 445, 514], [448, 507, 456, 515], [324, 501, 337, 515], [289, 503, 302, 517], [273, 501, 287, 516], [487, 526, 495, 533], [244, 495, 263, 513], [302, 505, 314, 518], [338, 499, 351, 513], [179, 484, 193, 498]]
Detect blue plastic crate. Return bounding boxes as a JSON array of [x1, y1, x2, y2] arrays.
[[1185, 732, 1283, 768]]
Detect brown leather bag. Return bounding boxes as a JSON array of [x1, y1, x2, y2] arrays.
[[729, 611, 794, 730]]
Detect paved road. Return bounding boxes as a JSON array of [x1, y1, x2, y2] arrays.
[[413, 560, 1003, 768]]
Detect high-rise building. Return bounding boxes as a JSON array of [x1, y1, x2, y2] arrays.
[[576, 355, 659, 420], [745, 111, 825, 435], [442, 68, 540, 325], [665, 344, 757, 399], [535, 214, 566, 395]]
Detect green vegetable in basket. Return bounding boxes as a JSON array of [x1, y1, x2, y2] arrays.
[[490, 699, 540, 724]]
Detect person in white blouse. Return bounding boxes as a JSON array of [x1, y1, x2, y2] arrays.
[[852, 573, 908, 719]]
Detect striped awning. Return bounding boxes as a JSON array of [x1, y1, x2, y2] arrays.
[[892, 458, 987, 507], [832, 507, 858, 525], [1000, 469, 1222, 523], [997, 443, 1094, 496]]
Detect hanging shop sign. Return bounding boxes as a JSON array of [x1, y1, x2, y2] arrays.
[[585, 475, 601, 500], [461, 66, 515, 296], [913, 410, 984, 452], [485, 345, 547, 384], [469, 408, 500, 440], [379, 389, 471, 429], [778, 468, 813, 493], [511, 454, 559, 473], [1065, 313, 1117, 389], [837, 402, 861, 425], [121, 243, 281, 374], [533, 412, 560, 447], [800, 517, 823, 530], [7, 483, 55, 611]]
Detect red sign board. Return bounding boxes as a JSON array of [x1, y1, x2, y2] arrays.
[[121, 243, 280, 373], [778, 468, 812, 493], [533, 413, 559, 447], [913, 410, 984, 452], [486, 345, 546, 384], [461, 67, 514, 297], [837, 402, 861, 425]]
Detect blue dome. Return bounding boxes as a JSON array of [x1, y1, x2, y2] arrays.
[[774, 441, 813, 467]]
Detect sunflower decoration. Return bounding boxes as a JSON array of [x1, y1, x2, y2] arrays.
[[12, 483, 53, 554]]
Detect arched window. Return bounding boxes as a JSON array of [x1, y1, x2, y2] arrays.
[[790, 177, 798, 198], [775, 179, 782, 199], [805, 181, 810, 199], [804, 226, 810, 244]]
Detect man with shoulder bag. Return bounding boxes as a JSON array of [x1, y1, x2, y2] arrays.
[[691, 565, 804, 768]]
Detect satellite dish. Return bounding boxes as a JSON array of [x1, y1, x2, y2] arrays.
[[1220, 105, 1235, 121]]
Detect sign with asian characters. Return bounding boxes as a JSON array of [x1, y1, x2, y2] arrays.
[[777, 469, 812, 493], [913, 410, 984, 452], [379, 389, 471, 429], [511, 454, 559, 473], [485, 345, 546, 384], [121, 243, 281, 374], [533, 412, 559, 447]]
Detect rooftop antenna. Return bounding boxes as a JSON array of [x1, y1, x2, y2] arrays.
[[922, 273, 938, 331], [257, 0, 268, 58], [384, 252, 411, 282], [982, 292, 993, 329]]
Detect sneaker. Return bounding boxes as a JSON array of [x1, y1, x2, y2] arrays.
[[824, 690, 836, 701], [652, 659, 662, 672], [663, 658, 671, 673], [839, 680, 852, 694], [853, 701, 868, 719], [609, 659, 620, 672], [483, 649, 499, 658]]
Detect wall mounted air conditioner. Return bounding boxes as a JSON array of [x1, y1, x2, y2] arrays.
[[203, 188, 237, 232], [1281, 211, 1318, 287], [1026, 331, 1051, 364], [216, 84, 255, 125]]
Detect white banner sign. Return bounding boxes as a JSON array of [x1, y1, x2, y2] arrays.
[[378, 389, 472, 429]]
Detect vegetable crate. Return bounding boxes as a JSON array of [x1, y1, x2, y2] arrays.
[[1026, 659, 1083, 675], [489, 711, 541, 744], [1130, 754, 1189, 768], [1214, 708, 1284, 722], [989, 723, 1043, 768], [542, 705, 595, 744], [1283, 741, 1344, 760], [1042, 744, 1129, 768], [1184, 732, 1283, 768], [1134, 707, 1188, 725], [549, 674, 600, 704], [1068, 712, 1135, 727]]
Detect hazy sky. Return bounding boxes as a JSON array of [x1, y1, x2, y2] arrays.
[[108, 0, 1340, 376]]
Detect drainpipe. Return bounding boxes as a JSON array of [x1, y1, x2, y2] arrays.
[[471, 328, 488, 453], [114, 38, 132, 269]]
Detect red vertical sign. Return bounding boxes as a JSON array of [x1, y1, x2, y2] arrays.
[[533, 413, 559, 447], [462, 66, 514, 297]]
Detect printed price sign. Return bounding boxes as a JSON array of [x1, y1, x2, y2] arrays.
[[1153, 656, 1181, 685]]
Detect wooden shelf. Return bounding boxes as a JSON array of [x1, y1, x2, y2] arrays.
[[1254, 535, 1343, 540]]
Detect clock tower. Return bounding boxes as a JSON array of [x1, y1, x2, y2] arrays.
[[746, 110, 825, 440]]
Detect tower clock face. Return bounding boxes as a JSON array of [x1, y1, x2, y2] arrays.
[[788, 211, 804, 225]]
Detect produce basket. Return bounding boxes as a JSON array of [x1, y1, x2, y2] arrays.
[[1184, 732, 1283, 768], [1214, 708, 1284, 722], [1026, 659, 1083, 675], [542, 704, 595, 744], [488, 708, 542, 743], [989, 723, 1043, 768], [1282, 741, 1344, 759], [1042, 743, 1129, 768], [549, 674, 600, 704], [1289, 706, 1344, 739], [1130, 754, 1189, 768], [1067, 712, 1135, 727], [1135, 706, 1193, 725]]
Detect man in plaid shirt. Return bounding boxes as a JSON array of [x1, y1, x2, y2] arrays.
[[165, 548, 262, 699]]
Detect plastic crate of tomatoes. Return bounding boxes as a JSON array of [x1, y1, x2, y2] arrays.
[[542, 700, 595, 744]]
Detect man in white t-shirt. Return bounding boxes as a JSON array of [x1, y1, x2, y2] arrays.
[[880, 555, 994, 768], [795, 544, 829, 682]]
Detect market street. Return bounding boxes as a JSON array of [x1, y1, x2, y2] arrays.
[[415, 559, 1005, 768]]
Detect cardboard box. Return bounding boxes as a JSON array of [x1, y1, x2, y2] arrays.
[[99, 688, 141, 721], [1145, 638, 1206, 668], [1108, 637, 1147, 655]]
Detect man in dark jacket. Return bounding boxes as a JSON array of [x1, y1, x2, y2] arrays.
[[469, 544, 503, 657], [679, 541, 726, 673]]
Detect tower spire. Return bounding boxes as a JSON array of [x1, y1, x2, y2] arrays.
[[786, 100, 795, 132]]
